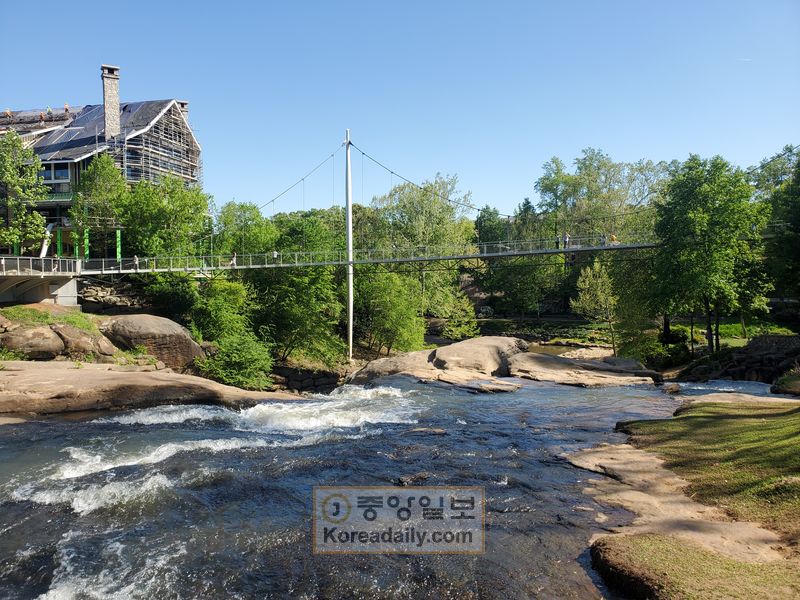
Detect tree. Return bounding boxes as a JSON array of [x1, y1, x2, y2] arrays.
[[214, 201, 279, 255], [119, 176, 210, 256], [654, 155, 770, 353], [475, 205, 507, 244], [570, 258, 618, 355], [70, 153, 127, 257], [764, 156, 800, 295], [441, 290, 480, 340], [0, 132, 47, 252], [356, 270, 425, 355]]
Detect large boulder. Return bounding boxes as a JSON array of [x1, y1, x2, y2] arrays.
[[0, 326, 65, 359], [100, 314, 203, 368], [508, 352, 658, 387], [348, 350, 437, 385], [432, 336, 528, 376], [49, 324, 118, 358]]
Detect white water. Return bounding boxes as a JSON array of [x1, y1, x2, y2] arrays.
[[13, 474, 173, 516]]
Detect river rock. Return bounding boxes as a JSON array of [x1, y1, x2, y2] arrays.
[[508, 352, 658, 387], [100, 314, 203, 369], [0, 326, 65, 359], [433, 336, 528, 376], [49, 324, 99, 357], [348, 349, 437, 384], [0, 360, 301, 414], [94, 335, 117, 356]]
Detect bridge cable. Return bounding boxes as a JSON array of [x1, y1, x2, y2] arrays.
[[258, 143, 344, 213]]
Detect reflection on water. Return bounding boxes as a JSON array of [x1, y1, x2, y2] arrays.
[[0, 380, 684, 599]]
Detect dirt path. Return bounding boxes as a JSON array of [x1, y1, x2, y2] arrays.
[[568, 443, 788, 563]]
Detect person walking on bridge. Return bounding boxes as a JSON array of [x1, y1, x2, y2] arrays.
[[230, 252, 237, 268], [563, 232, 570, 248]]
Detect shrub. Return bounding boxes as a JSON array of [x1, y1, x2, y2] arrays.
[[194, 332, 273, 390], [442, 292, 480, 341], [140, 273, 199, 319]]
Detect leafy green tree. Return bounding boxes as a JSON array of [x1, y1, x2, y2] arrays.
[[119, 176, 210, 256], [570, 258, 619, 355], [356, 270, 425, 355], [0, 131, 47, 252], [372, 175, 475, 316], [654, 155, 770, 353], [764, 156, 800, 295], [475, 205, 507, 244], [441, 290, 480, 340], [214, 201, 279, 255], [70, 153, 127, 257], [192, 279, 252, 340], [195, 332, 273, 390]]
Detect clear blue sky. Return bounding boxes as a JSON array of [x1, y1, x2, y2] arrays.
[[1, 0, 798, 216]]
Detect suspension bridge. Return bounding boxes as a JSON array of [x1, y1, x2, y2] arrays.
[[2, 130, 786, 359]]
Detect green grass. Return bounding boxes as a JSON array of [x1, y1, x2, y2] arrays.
[[593, 533, 800, 600], [0, 306, 99, 334], [620, 402, 800, 544]]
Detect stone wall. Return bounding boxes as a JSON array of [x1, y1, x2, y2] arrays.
[[270, 365, 345, 394], [682, 335, 800, 383], [80, 279, 148, 313]]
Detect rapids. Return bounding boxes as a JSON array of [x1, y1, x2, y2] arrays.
[[0, 380, 685, 599]]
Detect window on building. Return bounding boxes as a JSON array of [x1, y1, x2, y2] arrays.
[[40, 164, 53, 180], [54, 163, 69, 180]]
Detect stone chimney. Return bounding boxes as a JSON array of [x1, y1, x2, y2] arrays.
[[177, 100, 189, 121], [101, 64, 120, 139]]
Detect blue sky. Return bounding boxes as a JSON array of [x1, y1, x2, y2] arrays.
[[1, 1, 798, 216]]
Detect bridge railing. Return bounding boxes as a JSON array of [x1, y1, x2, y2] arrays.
[[1, 232, 658, 277], [0, 256, 80, 276]]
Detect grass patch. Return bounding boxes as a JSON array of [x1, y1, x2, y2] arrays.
[[593, 533, 800, 600], [621, 402, 800, 545], [0, 306, 99, 334]]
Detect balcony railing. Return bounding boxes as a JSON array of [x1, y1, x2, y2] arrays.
[[43, 192, 74, 202]]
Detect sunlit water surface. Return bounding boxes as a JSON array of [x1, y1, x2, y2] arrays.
[[0, 379, 691, 599]]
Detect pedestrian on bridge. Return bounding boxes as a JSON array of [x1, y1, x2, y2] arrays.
[[230, 252, 237, 268], [563, 232, 570, 248], [133, 255, 139, 271], [600, 234, 607, 246]]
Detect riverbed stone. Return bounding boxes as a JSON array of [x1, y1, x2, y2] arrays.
[[100, 314, 203, 369], [49, 324, 96, 357], [0, 326, 65, 359], [433, 336, 528, 376]]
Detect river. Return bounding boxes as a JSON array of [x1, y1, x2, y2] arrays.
[[0, 378, 694, 599]]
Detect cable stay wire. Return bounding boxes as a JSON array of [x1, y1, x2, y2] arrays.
[[349, 141, 507, 217], [257, 143, 344, 213]]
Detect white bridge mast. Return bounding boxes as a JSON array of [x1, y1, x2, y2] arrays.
[[345, 129, 354, 361]]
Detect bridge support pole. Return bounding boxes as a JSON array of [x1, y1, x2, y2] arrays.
[[345, 129, 354, 361]]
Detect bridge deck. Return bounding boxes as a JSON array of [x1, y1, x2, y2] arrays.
[[0, 236, 656, 278]]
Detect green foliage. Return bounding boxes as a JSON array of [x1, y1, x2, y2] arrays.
[[622, 401, 800, 542], [764, 155, 800, 295], [0, 347, 25, 360], [70, 153, 127, 257], [475, 205, 507, 243], [138, 273, 199, 320], [441, 291, 480, 340], [213, 201, 279, 255], [0, 306, 98, 334], [654, 155, 771, 352], [571, 259, 618, 354], [195, 332, 273, 390], [120, 176, 210, 256], [192, 279, 251, 340], [618, 331, 689, 369], [249, 266, 343, 362], [0, 131, 47, 251], [356, 270, 425, 354]]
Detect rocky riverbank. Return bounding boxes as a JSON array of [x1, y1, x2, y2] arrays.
[[349, 336, 661, 390], [0, 361, 299, 416]]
